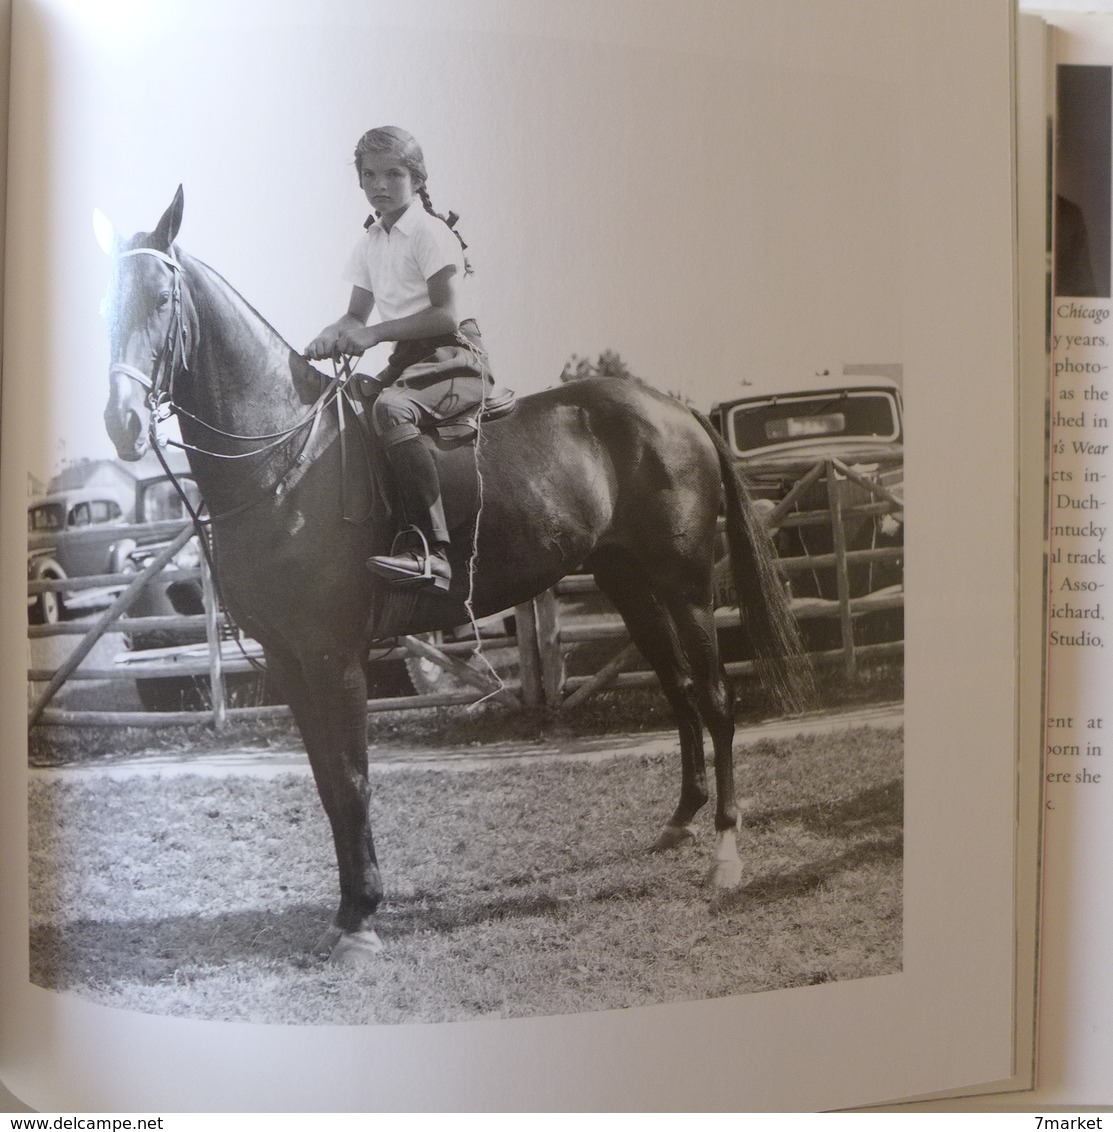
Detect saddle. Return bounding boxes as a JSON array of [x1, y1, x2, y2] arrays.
[[354, 342, 517, 446], [341, 360, 515, 533], [428, 384, 516, 444]]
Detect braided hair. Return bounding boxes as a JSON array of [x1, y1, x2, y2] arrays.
[[354, 126, 472, 274]]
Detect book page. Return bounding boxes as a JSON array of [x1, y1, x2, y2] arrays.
[[0, 0, 1035, 1111], [1032, 10, 1113, 1109], [0, 0, 8, 366]]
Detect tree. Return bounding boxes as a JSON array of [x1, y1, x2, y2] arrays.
[[560, 349, 638, 383]]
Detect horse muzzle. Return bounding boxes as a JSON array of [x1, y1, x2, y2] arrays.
[[104, 367, 152, 460]]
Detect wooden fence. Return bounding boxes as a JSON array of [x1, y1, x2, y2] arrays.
[[28, 456, 902, 729]]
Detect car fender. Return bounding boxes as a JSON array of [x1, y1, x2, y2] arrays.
[[109, 538, 138, 575], [28, 552, 66, 584]]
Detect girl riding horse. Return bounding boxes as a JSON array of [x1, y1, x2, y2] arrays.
[[306, 126, 506, 593]]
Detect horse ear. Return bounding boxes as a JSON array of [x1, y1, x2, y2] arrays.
[[152, 185, 185, 250], [92, 208, 120, 256]]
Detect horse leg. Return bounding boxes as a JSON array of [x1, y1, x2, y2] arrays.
[[659, 595, 744, 890], [590, 551, 709, 852], [266, 647, 384, 963]]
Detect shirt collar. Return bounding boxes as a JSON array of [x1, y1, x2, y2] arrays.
[[392, 196, 424, 234], [367, 195, 424, 235]]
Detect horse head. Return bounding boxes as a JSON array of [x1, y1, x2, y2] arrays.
[[98, 186, 193, 461]]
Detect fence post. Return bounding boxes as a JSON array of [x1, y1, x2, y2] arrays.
[[514, 591, 566, 709], [515, 600, 543, 708], [824, 458, 857, 679], [200, 550, 227, 731], [533, 589, 565, 705]]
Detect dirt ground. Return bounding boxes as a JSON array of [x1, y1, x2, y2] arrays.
[[29, 703, 903, 780]]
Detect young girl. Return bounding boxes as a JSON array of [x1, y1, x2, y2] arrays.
[[306, 126, 501, 593]]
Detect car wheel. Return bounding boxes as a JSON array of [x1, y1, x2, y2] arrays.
[[402, 631, 462, 695], [135, 676, 208, 712], [29, 574, 63, 625], [364, 658, 420, 699], [224, 671, 278, 707], [135, 672, 277, 711]]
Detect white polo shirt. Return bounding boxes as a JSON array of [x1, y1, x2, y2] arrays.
[[343, 197, 471, 323]]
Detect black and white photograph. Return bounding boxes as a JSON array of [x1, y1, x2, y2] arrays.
[[1, 0, 1035, 1113], [1056, 63, 1112, 297]]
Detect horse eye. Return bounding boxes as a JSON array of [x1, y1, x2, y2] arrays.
[[157, 290, 171, 309]]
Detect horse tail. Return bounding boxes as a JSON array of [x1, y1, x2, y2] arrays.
[[690, 409, 813, 714]]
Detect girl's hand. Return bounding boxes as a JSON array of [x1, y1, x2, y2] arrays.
[[335, 324, 381, 356], [306, 289, 376, 360], [305, 329, 343, 360]]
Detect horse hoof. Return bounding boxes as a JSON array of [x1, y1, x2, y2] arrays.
[[329, 929, 385, 966], [704, 858, 744, 890], [649, 824, 696, 852], [314, 925, 343, 958]]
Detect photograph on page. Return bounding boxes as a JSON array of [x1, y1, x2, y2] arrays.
[[20, 1, 906, 1024]]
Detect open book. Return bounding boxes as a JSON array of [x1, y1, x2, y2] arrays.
[[0, 0, 1101, 1113]]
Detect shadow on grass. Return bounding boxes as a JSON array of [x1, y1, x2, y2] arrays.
[[749, 779, 903, 837], [30, 875, 662, 992], [703, 777, 903, 913], [711, 832, 903, 914], [30, 773, 903, 994], [30, 904, 331, 990]]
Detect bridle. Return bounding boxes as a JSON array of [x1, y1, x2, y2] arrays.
[[111, 250, 382, 549], [106, 246, 368, 672], [109, 246, 189, 423], [109, 245, 346, 468], [105, 239, 491, 676]]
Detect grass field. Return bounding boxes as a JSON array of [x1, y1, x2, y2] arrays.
[[28, 725, 902, 1024]]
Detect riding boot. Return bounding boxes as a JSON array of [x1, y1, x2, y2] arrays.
[[367, 436, 452, 592]]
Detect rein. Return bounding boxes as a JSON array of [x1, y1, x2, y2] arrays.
[[111, 245, 356, 517], [111, 247, 368, 674]]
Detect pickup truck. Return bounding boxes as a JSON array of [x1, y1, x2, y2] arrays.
[[708, 377, 904, 650]]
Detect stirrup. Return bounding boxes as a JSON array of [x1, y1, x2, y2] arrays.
[[366, 525, 451, 592]]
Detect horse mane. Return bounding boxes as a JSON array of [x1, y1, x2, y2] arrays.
[[179, 249, 329, 406]]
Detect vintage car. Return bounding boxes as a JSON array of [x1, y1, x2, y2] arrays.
[[27, 488, 132, 623], [708, 376, 904, 651], [117, 474, 206, 651], [115, 474, 276, 711]]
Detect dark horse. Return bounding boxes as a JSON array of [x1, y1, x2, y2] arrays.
[[100, 189, 808, 964]]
